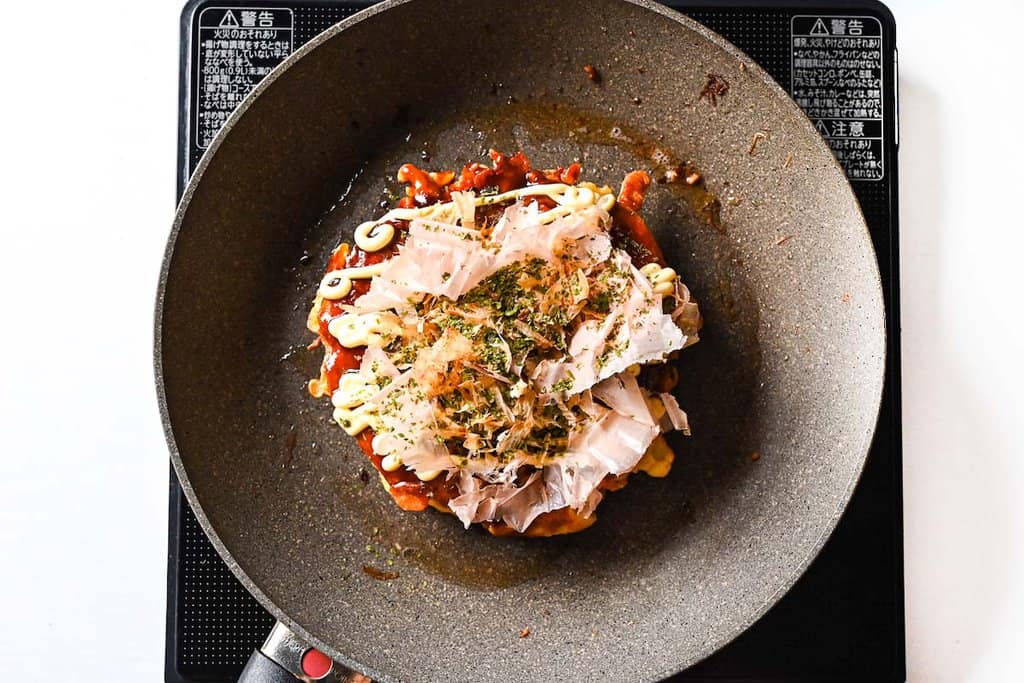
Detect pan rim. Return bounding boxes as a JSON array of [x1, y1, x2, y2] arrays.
[[154, 0, 887, 679]]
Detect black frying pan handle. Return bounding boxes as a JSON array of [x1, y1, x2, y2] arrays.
[[237, 621, 355, 682], [238, 649, 299, 683]]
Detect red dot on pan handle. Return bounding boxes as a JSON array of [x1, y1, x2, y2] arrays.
[[301, 648, 333, 679]]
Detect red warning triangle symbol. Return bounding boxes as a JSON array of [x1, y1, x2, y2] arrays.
[[809, 18, 829, 36], [219, 10, 240, 28]]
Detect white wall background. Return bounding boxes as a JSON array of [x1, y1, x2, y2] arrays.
[[896, 1, 1024, 680], [0, 1, 1020, 680]]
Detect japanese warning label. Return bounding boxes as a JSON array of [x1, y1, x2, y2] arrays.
[[791, 16, 884, 181], [195, 7, 294, 149]]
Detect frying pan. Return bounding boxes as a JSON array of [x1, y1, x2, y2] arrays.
[[156, 0, 886, 680]]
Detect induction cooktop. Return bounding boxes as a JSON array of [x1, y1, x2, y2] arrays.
[[167, 2, 903, 680]]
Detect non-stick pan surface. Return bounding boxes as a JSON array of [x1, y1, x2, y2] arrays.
[[156, 1, 885, 680]]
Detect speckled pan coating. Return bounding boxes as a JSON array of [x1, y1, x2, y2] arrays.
[[155, 1, 885, 681]]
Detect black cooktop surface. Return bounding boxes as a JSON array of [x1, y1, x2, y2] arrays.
[[167, 2, 903, 681]]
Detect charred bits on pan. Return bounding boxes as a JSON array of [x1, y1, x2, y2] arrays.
[[699, 74, 730, 105]]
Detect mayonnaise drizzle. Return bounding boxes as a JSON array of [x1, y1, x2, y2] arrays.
[[380, 454, 403, 472], [327, 311, 402, 348], [640, 263, 678, 296], [349, 182, 618, 254], [317, 261, 389, 300], [332, 406, 374, 436], [354, 221, 396, 252], [331, 370, 375, 409]]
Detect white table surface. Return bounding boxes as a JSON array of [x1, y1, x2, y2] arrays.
[[1, 1, 1021, 680]]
